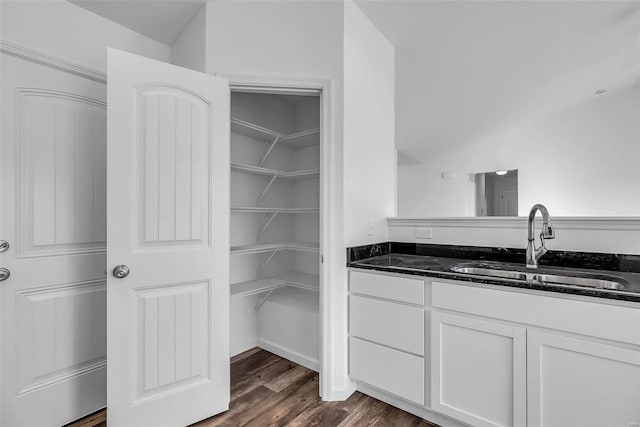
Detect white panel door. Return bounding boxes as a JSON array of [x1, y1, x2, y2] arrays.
[[528, 330, 640, 427], [431, 311, 527, 427], [0, 52, 108, 426], [107, 49, 230, 426]]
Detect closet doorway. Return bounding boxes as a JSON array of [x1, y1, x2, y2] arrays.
[[228, 87, 323, 373]]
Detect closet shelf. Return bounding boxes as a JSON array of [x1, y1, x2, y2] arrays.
[[231, 163, 319, 179], [231, 118, 319, 148], [230, 272, 319, 298], [231, 207, 319, 214], [230, 242, 319, 255]]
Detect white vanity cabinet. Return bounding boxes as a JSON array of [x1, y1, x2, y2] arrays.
[[430, 311, 526, 427], [527, 331, 640, 427], [348, 268, 640, 427], [348, 270, 426, 405], [431, 279, 640, 427]]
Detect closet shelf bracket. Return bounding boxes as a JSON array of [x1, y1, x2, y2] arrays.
[[257, 173, 278, 204], [254, 284, 286, 310], [257, 248, 280, 275], [258, 210, 280, 241], [258, 136, 280, 167]]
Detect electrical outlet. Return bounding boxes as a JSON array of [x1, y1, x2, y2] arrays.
[[367, 218, 375, 236], [416, 227, 432, 239]]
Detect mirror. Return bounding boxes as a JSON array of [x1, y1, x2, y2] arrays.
[[359, 2, 640, 217], [396, 84, 640, 217], [470, 170, 518, 217]]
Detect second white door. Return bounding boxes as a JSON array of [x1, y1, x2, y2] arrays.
[[107, 49, 231, 426]]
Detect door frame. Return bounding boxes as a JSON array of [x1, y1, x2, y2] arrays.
[[221, 73, 337, 400]]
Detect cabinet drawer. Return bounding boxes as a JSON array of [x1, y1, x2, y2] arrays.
[[350, 337, 424, 405], [350, 270, 424, 304], [350, 295, 424, 355], [432, 281, 640, 345]]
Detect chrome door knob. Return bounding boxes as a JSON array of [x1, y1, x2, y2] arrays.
[[112, 265, 130, 279], [0, 240, 9, 253], [0, 268, 10, 281]]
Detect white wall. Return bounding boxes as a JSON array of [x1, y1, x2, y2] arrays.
[[170, 4, 206, 72], [0, 0, 171, 72], [205, 1, 396, 401], [205, 0, 349, 400], [398, 85, 640, 217], [343, 1, 396, 246]]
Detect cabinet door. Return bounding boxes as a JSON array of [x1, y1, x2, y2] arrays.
[[431, 312, 526, 427], [528, 330, 640, 427]]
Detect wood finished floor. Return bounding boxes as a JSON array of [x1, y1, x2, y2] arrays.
[[70, 348, 438, 427], [193, 348, 438, 427]]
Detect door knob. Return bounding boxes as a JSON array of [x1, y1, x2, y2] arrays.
[[0, 268, 10, 281], [0, 240, 9, 253], [112, 265, 130, 279]]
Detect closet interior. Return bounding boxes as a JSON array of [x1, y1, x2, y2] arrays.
[[229, 91, 321, 371]]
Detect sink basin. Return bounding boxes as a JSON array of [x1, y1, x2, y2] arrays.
[[532, 274, 624, 290], [450, 266, 528, 281], [450, 263, 629, 291]]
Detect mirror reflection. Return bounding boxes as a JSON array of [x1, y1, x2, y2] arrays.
[[381, 2, 640, 217], [471, 170, 518, 217]]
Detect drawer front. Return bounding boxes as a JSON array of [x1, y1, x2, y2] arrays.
[[432, 281, 640, 345], [350, 337, 425, 405], [350, 270, 424, 305], [350, 295, 424, 355]]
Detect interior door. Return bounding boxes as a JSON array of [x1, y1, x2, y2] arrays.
[[0, 50, 108, 426], [107, 49, 230, 426]]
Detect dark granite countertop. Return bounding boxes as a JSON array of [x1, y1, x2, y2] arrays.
[[347, 243, 640, 303]]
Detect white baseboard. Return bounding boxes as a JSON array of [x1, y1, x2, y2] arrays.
[[356, 382, 468, 427], [322, 383, 357, 401], [231, 341, 258, 358], [258, 338, 320, 372]]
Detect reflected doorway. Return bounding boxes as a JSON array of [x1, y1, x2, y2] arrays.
[[473, 169, 518, 216]]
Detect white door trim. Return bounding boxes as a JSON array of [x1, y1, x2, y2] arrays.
[[221, 73, 348, 400], [0, 40, 106, 83]]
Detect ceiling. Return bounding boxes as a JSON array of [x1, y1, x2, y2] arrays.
[[356, 1, 640, 159], [67, 1, 639, 159], [70, 0, 205, 45]]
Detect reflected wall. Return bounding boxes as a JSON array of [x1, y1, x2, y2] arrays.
[[397, 86, 640, 217]]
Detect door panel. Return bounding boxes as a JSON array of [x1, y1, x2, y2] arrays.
[[528, 331, 640, 427], [1, 53, 107, 426], [136, 281, 209, 401], [107, 49, 230, 426], [431, 311, 526, 427], [19, 89, 107, 256], [137, 86, 210, 247]]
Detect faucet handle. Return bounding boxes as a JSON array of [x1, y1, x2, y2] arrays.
[[536, 232, 549, 258]]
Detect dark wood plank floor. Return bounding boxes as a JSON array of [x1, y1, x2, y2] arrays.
[[70, 348, 438, 426], [193, 348, 438, 427]]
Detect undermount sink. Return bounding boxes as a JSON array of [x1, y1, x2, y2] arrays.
[[450, 266, 528, 281], [450, 263, 629, 291], [532, 274, 624, 290]]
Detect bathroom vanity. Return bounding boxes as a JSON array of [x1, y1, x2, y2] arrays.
[[347, 243, 640, 427]]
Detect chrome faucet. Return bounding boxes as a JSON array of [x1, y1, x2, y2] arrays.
[[526, 204, 555, 268]]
